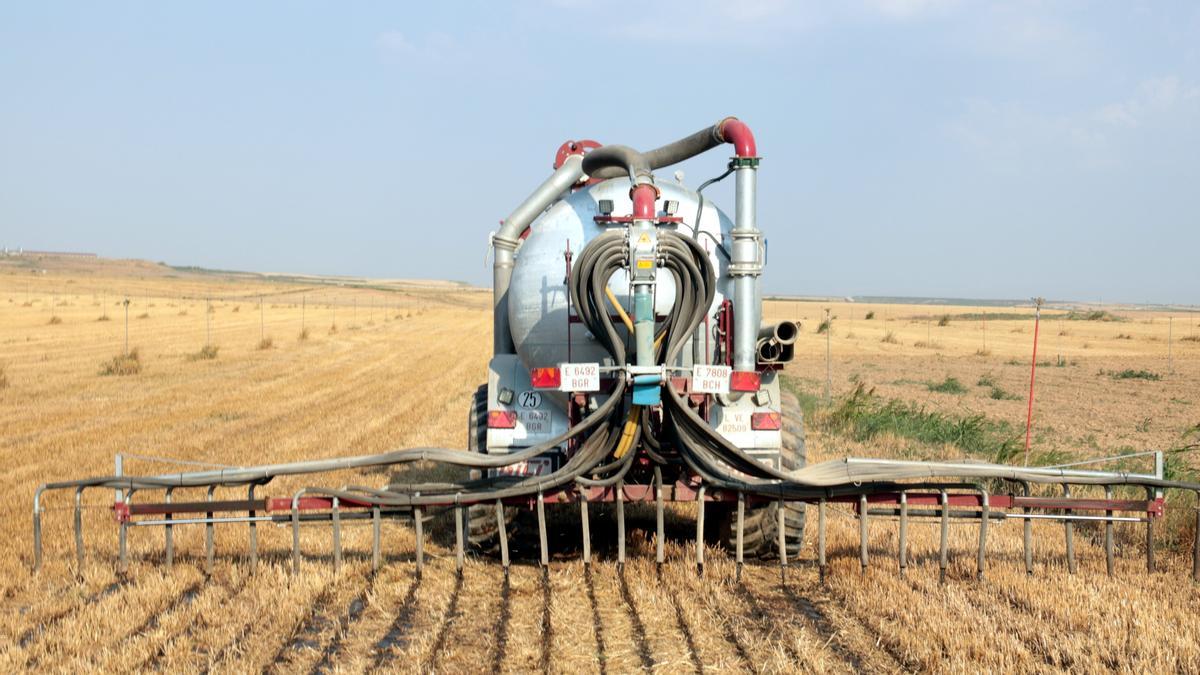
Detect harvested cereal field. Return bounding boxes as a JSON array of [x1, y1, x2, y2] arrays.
[[3, 259, 1199, 673]]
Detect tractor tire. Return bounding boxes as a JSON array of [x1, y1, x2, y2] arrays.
[[718, 388, 807, 559], [465, 384, 521, 554]]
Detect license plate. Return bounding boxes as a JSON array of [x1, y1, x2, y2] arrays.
[[692, 365, 731, 394], [559, 362, 600, 392]]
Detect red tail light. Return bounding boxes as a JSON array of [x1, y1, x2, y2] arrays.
[[487, 410, 518, 429], [751, 412, 782, 430], [730, 371, 761, 392], [530, 367, 561, 389]]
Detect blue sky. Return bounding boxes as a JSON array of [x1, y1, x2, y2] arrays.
[[1, 1, 1197, 304]]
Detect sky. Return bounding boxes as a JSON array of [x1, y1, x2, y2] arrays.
[[1, 1, 1198, 304]]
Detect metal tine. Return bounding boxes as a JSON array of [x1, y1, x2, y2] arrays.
[[1104, 485, 1115, 576], [74, 487, 85, 572], [777, 497, 788, 580], [1022, 483, 1033, 576], [120, 488, 137, 577], [1063, 484, 1076, 575], [859, 493, 868, 573], [898, 491, 908, 576], [1144, 486, 1155, 574], [205, 485, 216, 576], [455, 501, 465, 577], [977, 489, 989, 581], [654, 467, 664, 568], [695, 485, 705, 577], [248, 485, 257, 569], [33, 489, 43, 573], [537, 491, 549, 569], [496, 499, 510, 576], [372, 505, 382, 573], [580, 490, 591, 568], [414, 499, 425, 576], [616, 479, 626, 571], [164, 487, 173, 569], [938, 490, 949, 584], [291, 491, 302, 575], [735, 491, 745, 584], [1192, 489, 1200, 582], [818, 497, 827, 584], [332, 495, 342, 574]]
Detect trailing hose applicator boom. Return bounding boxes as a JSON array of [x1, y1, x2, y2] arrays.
[[32, 118, 1200, 589]]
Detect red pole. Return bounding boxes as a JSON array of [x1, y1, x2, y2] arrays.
[[1024, 298, 1044, 465]]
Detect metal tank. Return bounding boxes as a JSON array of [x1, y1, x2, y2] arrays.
[[507, 177, 735, 405]]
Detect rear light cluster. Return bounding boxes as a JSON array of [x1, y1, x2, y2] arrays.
[[750, 412, 781, 430], [487, 410, 517, 429], [529, 367, 561, 389], [730, 371, 761, 392]]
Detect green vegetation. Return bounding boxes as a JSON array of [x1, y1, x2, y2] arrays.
[[927, 376, 966, 394], [816, 318, 831, 334], [100, 349, 142, 376], [186, 344, 219, 361], [1065, 309, 1125, 322], [976, 373, 997, 387], [864, 311, 875, 320], [988, 386, 1021, 401], [1103, 368, 1161, 381]]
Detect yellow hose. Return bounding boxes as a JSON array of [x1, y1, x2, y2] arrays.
[[614, 405, 642, 459], [604, 285, 664, 349]]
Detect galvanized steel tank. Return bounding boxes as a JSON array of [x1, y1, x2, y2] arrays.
[[508, 177, 734, 375]]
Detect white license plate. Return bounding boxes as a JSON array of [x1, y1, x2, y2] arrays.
[[692, 365, 731, 394], [491, 458, 552, 477], [559, 362, 600, 392]]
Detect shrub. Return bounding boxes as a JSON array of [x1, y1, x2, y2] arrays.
[[989, 386, 1021, 401], [1105, 369, 1160, 381], [257, 337, 274, 350], [864, 311, 875, 320], [881, 331, 899, 344], [816, 319, 831, 334], [48, 316, 62, 325], [100, 349, 142, 376], [1181, 335, 1200, 343], [937, 314, 951, 327], [1065, 309, 1123, 322], [187, 344, 219, 361], [977, 373, 997, 387], [927, 376, 966, 395]]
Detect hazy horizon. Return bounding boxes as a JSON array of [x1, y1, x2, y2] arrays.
[[2, 2, 1198, 305]]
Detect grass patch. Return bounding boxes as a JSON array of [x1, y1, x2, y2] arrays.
[[1103, 368, 1160, 381], [927, 376, 966, 395], [913, 340, 942, 350], [100, 349, 142, 376], [186, 344, 219, 361], [257, 337, 274, 350], [1180, 335, 1200, 343], [937, 314, 951, 327], [976, 373, 997, 387], [97, 314, 110, 322], [298, 327, 310, 341], [974, 348, 991, 357], [1065, 309, 1124, 322], [864, 311, 875, 320], [1115, 333, 1133, 340], [816, 318, 830, 334], [881, 331, 899, 344], [826, 383, 1020, 463], [48, 316, 62, 325], [988, 385, 1021, 401]]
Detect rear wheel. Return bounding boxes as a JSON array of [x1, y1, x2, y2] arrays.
[[465, 385, 520, 553], [718, 388, 807, 559]]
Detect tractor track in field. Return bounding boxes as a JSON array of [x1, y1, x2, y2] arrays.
[[818, 577, 919, 672], [706, 587, 757, 673], [490, 572, 513, 672], [16, 577, 127, 650], [423, 572, 465, 673], [264, 578, 346, 672], [616, 567, 656, 672], [367, 571, 423, 670], [584, 566, 609, 675]]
